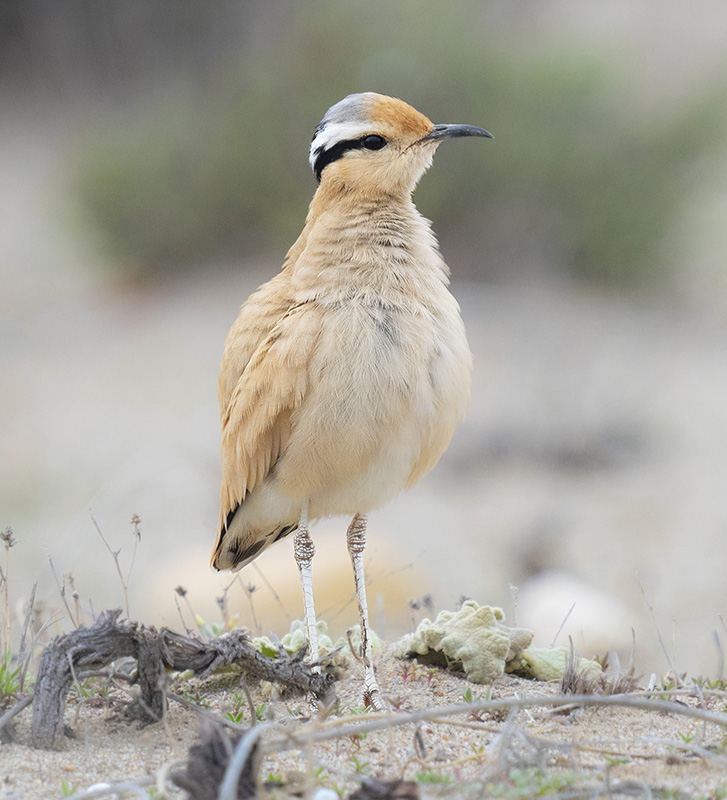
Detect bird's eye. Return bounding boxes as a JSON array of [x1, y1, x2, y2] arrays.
[[362, 135, 386, 150]]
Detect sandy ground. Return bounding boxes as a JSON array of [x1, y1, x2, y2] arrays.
[[3, 644, 727, 799]]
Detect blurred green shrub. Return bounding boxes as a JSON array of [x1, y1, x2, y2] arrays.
[[72, 1, 727, 284]]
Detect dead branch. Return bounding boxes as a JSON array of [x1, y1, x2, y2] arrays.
[[0, 695, 33, 744], [30, 609, 334, 749], [172, 718, 261, 800], [259, 692, 727, 756], [31, 609, 165, 748]]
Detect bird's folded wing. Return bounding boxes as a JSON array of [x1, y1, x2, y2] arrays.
[[219, 300, 322, 528], [217, 272, 293, 418]]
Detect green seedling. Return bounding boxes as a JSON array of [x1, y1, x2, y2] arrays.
[[349, 755, 371, 775], [416, 771, 452, 784], [0, 652, 21, 697]]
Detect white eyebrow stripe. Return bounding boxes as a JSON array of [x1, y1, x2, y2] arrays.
[[309, 121, 374, 170]]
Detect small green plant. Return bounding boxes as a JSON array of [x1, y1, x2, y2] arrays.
[[678, 730, 694, 744], [67, 677, 112, 703], [490, 768, 577, 798], [416, 771, 453, 784], [655, 672, 684, 702], [0, 652, 21, 697], [399, 662, 422, 685], [349, 755, 371, 776], [60, 781, 77, 797], [182, 690, 213, 710], [693, 676, 727, 691], [224, 692, 247, 724], [461, 686, 497, 722], [195, 616, 225, 640], [603, 754, 631, 767], [255, 702, 267, 721], [68, 678, 93, 700], [388, 694, 409, 712], [266, 773, 284, 784]]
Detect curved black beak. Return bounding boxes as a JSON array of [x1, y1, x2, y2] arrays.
[[420, 123, 493, 143]]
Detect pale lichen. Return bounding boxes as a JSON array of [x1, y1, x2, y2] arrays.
[[508, 646, 602, 682], [394, 600, 534, 684], [395, 600, 605, 685], [253, 619, 380, 665]]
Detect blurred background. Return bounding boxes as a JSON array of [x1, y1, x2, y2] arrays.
[[2, 0, 727, 677]]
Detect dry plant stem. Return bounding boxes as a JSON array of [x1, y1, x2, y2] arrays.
[[47, 554, 78, 628], [64, 777, 155, 800], [173, 592, 194, 636], [495, 707, 521, 775], [156, 757, 187, 798], [2, 559, 9, 662], [127, 514, 141, 589], [260, 693, 727, 756], [30, 609, 332, 748], [639, 574, 686, 687], [17, 582, 37, 691], [239, 578, 262, 637], [319, 562, 414, 626], [218, 721, 278, 800], [91, 514, 132, 618], [578, 734, 727, 764], [0, 694, 33, 735], [252, 562, 291, 624], [240, 677, 257, 727], [719, 614, 727, 667], [714, 628, 724, 681], [549, 601, 576, 649], [432, 715, 726, 765], [175, 586, 202, 636]]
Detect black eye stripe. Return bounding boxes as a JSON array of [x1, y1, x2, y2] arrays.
[[313, 135, 388, 182]]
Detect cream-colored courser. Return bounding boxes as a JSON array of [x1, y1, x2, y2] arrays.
[[212, 93, 491, 709]]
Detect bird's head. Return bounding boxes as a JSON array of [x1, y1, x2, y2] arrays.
[[309, 92, 492, 198]]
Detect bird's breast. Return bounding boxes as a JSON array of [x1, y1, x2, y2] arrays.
[[273, 290, 471, 514]]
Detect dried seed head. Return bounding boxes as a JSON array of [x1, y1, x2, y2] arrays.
[[1, 527, 16, 548]]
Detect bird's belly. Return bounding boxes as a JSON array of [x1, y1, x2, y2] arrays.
[[272, 298, 470, 515]]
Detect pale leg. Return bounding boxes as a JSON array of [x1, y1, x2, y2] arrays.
[[293, 506, 319, 665], [347, 513, 386, 711]]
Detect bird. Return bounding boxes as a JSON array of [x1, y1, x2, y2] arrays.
[[211, 92, 491, 709]]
